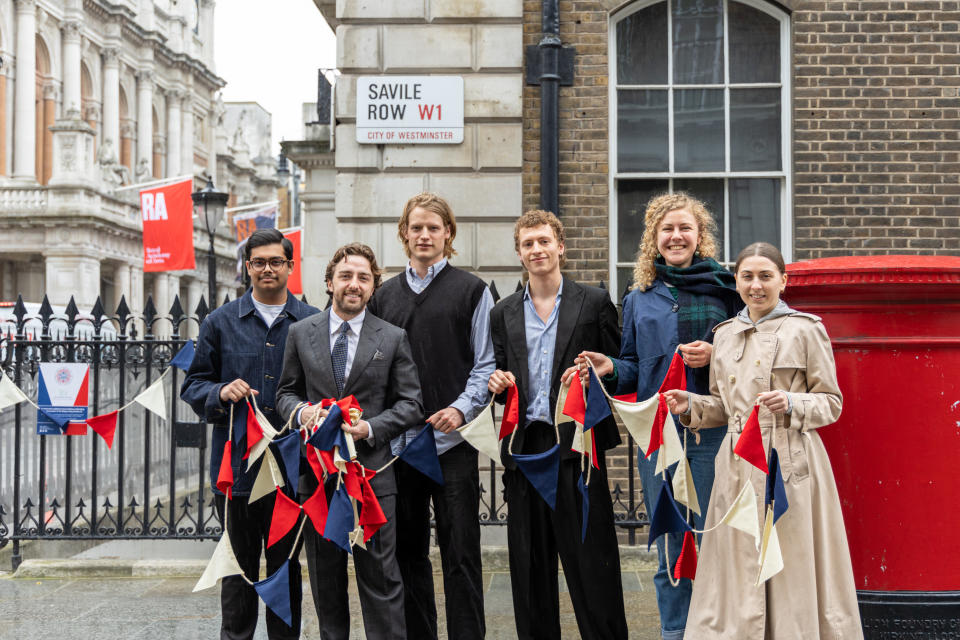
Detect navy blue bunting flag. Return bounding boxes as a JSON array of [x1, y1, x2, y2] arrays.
[[272, 431, 301, 491], [306, 404, 347, 452], [170, 340, 195, 372], [398, 424, 444, 485], [513, 444, 561, 510], [578, 471, 590, 543], [323, 483, 355, 554], [583, 368, 612, 431], [647, 470, 692, 550], [765, 448, 789, 524], [253, 559, 294, 627]]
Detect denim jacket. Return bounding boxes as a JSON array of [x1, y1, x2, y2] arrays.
[[180, 289, 319, 495]]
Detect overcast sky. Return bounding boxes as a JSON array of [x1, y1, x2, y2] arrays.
[[215, 0, 336, 155]]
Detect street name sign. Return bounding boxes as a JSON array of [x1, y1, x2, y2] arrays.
[[356, 76, 464, 144]]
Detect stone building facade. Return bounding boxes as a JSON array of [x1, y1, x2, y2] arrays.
[[0, 0, 282, 329], [311, 0, 960, 297], [304, 0, 960, 526]]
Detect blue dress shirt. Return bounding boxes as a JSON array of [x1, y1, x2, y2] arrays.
[[522, 280, 563, 425]]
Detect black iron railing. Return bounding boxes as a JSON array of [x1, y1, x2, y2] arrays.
[[0, 287, 648, 571]]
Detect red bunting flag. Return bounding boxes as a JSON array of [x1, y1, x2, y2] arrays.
[[267, 490, 302, 548], [217, 441, 234, 500], [646, 394, 669, 459], [305, 446, 326, 483], [337, 395, 362, 416], [613, 392, 638, 403], [87, 410, 119, 448], [673, 530, 698, 580], [303, 486, 329, 533], [343, 462, 364, 503], [499, 384, 520, 440], [562, 375, 587, 424], [658, 350, 687, 393], [243, 401, 263, 460], [357, 471, 386, 542], [733, 405, 768, 474]]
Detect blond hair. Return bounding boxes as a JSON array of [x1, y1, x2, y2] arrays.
[[631, 192, 719, 290], [397, 192, 457, 259]]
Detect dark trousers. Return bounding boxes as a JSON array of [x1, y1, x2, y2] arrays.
[[303, 491, 405, 640], [505, 422, 628, 640], [395, 442, 485, 640], [215, 491, 303, 640]]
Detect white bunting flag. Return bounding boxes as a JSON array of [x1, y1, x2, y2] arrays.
[[193, 532, 244, 592], [655, 410, 685, 474], [248, 448, 285, 504], [457, 403, 502, 464], [134, 376, 167, 420], [0, 370, 29, 411], [609, 393, 660, 454], [672, 455, 701, 515], [756, 507, 785, 585], [720, 482, 761, 549]]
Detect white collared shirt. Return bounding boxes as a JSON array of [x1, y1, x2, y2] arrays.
[[329, 309, 365, 382]]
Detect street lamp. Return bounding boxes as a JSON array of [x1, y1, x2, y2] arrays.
[[191, 175, 229, 309]]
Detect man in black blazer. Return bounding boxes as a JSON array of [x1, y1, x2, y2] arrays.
[[277, 242, 422, 640], [488, 211, 628, 640]]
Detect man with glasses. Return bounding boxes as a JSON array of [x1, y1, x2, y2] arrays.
[[182, 228, 319, 639]]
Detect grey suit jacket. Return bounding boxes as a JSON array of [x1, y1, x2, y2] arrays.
[[276, 309, 423, 495]]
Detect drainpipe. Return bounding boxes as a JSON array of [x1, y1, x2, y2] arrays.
[[540, 0, 561, 216], [527, 0, 574, 216]]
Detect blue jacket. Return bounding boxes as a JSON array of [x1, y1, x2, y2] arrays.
[[613, 279, 712, 401], [180, 289, 319, 495]]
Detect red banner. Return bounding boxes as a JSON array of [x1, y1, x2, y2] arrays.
[[283, 228, 303, 295], [140, 178, 196, 272]]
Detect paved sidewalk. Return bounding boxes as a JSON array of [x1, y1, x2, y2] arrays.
[[0, 544, 663, 639]]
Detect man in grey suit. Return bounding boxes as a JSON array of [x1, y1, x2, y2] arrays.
[[277, 242, 422, 640]]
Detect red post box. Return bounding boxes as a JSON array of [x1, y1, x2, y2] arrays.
[[784, 255, 960, 638]]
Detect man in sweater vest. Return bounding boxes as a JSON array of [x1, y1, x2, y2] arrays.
[[367, 192, 494, 640]]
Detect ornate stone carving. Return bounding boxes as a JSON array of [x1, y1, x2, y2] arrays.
[[14, 0, 37, 14], [60, 134, 77, 172], [61, 20, 82, 41], [43, 83, 59, 101], [136, 70, 155, 87], [97, 138, 131, 186], [135, 158, 151, 183], [102, 46, 120, 66]]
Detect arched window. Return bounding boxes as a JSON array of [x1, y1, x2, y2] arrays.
[[609, 0, 790, 294], [35, 36, 54, 185], [119, 86, 133, 171], [81, 62, 99, 152]]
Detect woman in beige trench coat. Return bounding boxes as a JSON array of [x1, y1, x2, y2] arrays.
[[666, 242, 863, 639]]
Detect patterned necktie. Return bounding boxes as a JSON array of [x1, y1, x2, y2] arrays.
[[331, 321, 350, 396]]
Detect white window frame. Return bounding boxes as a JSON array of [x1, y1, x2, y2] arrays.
[[608, 0, 792, 296]]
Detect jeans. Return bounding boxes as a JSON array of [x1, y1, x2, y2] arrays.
[[639, 421, 724, 640]]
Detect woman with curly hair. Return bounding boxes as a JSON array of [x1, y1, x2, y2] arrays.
[[580, 192, 742, 640]]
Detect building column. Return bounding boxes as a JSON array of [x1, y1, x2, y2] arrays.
[[13, 0, 37, 180], [41, 84, 57, 184], [45, 254, 101, 309], [186, 278, 204, 337], [113, 262, 130, 314], [101, 47, 120, 158], [165, 89, 182, 176], [61, 20, 83, 116], [136, 69, 154, 178], [151, 272, 170, 336], [0, 72, 7, 175], [181, 98, 194, 176]]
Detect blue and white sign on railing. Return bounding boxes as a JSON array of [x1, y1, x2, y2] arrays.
[[36, 363, 89, 435], [356, 76, 464, 144]]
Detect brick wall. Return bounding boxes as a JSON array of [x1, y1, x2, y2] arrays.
[[523, 1, 612, 286], [792, 2, 960, 257]]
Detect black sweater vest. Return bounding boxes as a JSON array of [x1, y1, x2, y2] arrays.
[[368, 264, 486, 417]]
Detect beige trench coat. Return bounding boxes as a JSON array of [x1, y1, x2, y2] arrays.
[[681, 311, 863, 640]]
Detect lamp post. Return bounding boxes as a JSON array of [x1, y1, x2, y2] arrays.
[[191, 175, 229, 309]]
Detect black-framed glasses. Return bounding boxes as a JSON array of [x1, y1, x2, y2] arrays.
[[248, 258, 291, 271]]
